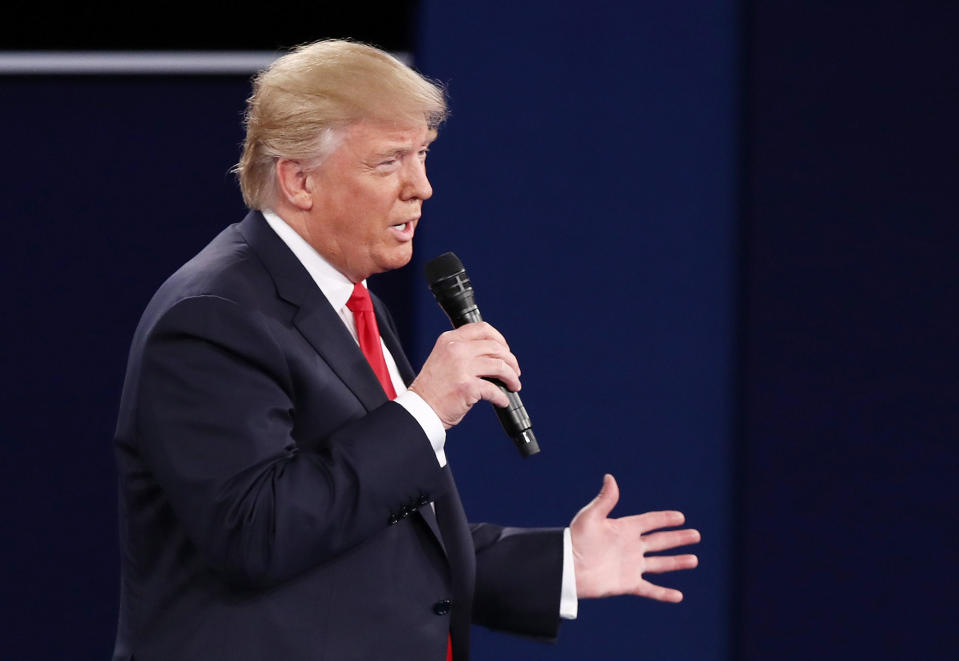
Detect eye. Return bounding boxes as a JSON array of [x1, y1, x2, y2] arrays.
[[418, 148, 430, 161]]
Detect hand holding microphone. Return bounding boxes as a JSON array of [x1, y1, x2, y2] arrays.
[[413, 252, 540, 458], [409, 321, 522, 426]]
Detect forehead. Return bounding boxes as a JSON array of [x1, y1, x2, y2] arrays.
[[343, 120, 436, 153]]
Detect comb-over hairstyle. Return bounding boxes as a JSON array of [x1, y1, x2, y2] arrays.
[[235, 40, 448, 209]]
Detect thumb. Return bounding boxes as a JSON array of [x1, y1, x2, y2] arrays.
[[588, 473, 619, 519]]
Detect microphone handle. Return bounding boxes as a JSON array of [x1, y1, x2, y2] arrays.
[[453, 307, 540, 458]]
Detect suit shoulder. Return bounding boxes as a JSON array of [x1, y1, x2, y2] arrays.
[[149, 223, 277, 314]]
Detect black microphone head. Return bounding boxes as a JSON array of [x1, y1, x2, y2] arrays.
[[424, 251, 465, 285], [424, 251, 480, 327]]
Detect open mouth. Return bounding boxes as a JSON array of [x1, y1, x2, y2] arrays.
[[389, 220, 417, 240]]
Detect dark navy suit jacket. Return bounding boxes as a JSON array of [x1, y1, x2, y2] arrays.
[[112, 211, 563, 660]]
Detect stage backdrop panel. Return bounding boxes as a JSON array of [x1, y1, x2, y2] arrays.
[[412, 3, 740, 660]]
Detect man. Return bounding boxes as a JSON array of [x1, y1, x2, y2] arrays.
[[113, 40, 700, 661]]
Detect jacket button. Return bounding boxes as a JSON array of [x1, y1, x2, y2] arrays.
[[432, 599, 452, 616]]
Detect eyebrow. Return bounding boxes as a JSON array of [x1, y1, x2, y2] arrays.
[[374, 135, 436, 160], [377, 147, 411, 159]]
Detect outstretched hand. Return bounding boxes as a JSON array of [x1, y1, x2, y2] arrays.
[[570, 474, 701, 602]]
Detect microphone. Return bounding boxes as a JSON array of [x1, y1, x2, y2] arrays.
[[424, 252, 540, 458]]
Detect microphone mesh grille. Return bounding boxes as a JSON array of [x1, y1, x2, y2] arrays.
[[424, 251, 465, 284]]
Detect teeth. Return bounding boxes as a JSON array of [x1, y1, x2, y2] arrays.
[[392, 223, 408, 229]]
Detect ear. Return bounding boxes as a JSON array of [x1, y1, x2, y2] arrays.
[[275, 158, 314, 211]]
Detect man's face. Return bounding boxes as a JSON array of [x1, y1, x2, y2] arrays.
[[302, 120, 435, 282]]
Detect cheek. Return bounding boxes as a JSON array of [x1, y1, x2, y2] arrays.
[[334, 180, 401, 240], [368, 197, 403, 233]]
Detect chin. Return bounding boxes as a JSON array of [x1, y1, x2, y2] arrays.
[[387, 246, 415, 271], [370, 248, 414, 278]]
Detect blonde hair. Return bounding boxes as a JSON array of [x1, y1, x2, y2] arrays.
[[235, 40, 447, 209]]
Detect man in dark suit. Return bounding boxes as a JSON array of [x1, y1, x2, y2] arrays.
[[113, 40, 700, 661]]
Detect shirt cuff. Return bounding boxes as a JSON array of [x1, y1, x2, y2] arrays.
[[560, 527, 579, 619], [394, 390, 447, 467]]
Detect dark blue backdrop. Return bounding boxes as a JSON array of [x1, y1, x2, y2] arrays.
[[409, 4, 738, 660], [2, 2, 956, 660], [740, 2, 959, 658], [0, 75, 251, 658]]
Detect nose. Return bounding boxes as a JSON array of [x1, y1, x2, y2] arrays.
[[401, 160, 432, 201]]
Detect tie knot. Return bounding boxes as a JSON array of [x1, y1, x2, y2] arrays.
[[346, 282, 373, 313]]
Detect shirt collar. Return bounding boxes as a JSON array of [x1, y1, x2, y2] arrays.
[[261, 209, 364, 311]]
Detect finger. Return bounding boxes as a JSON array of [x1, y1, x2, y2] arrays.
[[584, 473, 619, 519], [466, 339, 521, 375], [630, 510, 686, 533], [451, 321, 510, 348], [473, 357, 521, 392], [641, 528, 702, 553], [635, 580, 684, 603], [643, 554, 699, 574], [476, 378, 511, 408]]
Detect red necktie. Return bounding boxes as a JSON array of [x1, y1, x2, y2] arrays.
[[346, 283, 397, 400]]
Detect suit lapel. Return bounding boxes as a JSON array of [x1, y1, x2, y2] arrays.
[[292, 304, 390, 410], [236, 211, 388, 412], [372, 295, 416, 385]]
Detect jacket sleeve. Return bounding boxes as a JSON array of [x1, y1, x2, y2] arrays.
[[134, 294, 449, 587], [470, 523, 565, 640]]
